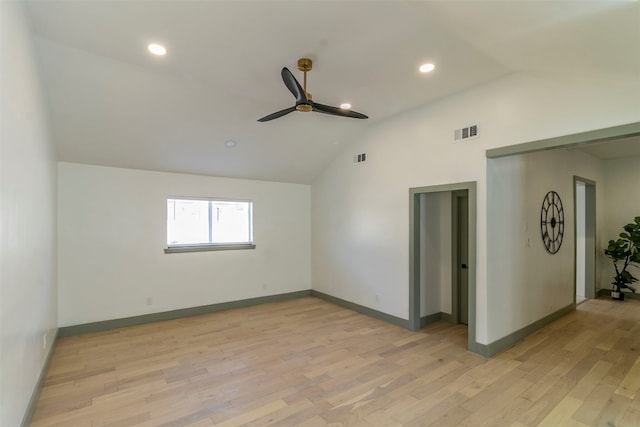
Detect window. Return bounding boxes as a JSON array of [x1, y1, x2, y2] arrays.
[[165, 197, 254, 253]]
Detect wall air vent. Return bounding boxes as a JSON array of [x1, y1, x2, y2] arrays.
[[454, 125, 478, 142], [354, 153, 367, 163]]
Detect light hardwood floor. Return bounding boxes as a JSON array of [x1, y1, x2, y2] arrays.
[[30, 297, 640, 426]]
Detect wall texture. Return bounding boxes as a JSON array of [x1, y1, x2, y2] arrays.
[[311, 70, 640, 345], [0, 2, 58, 425], [58, 163, 311, 327], [601, 155, 640, 292], [487, 149, 604, 342], [420, 192, 452, 317]]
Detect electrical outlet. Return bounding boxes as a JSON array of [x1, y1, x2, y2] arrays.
[[263, 283, 267, 290], [42, 332, 47, 350], [146, 297, 153, 306]]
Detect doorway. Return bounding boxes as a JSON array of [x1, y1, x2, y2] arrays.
[[574, 177, 596, 302], [409, 181, 481, 354]]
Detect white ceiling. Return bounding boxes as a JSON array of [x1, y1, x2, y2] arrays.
[[26, 1, 640, 184]]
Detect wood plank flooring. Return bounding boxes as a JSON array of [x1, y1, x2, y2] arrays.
[[30, 297, 640, 426]]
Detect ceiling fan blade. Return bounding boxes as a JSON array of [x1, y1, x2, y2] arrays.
[[281, 68, 307, 104], [257, 106, 296, 122], [312, 102, 368, 119]]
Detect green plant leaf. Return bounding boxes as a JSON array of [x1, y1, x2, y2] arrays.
[[607, 217, 640, 284], [621, 270, 638, 283]]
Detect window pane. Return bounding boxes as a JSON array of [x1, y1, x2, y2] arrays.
[[167, 199, 210, 245], [167, 198, 252, 246], [210, 201, 252, 243]]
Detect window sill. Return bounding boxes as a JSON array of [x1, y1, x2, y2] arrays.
[[164, 244, 256, 254]]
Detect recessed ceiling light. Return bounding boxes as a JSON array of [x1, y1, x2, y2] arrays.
[[224, 140, 236, 148], [419, 63, 435, 73], [340, 103, 352, 109], [148, 43, 167, 56]]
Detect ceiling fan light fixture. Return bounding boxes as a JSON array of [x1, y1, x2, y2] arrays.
[[340, 103, 352, 110], [257, 58, 368, 122], [419, 63, 435, 73], [148, 43, 167, 56]]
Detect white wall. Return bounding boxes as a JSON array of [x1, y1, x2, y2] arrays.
[[420, 192, 452, 317], [58, 163, 311, 327], [601, 155, 640, 291], [311, 70, 639, 345], [0, 2, 58, 425], [487, 149, 603, 342]]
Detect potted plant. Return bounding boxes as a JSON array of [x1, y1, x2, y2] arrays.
[[604, 216, 640, 300]]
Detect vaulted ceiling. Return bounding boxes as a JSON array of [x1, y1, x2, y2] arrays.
[[27, 1, 640, 184]]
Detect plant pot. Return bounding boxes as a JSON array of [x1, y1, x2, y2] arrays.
[[612, 291, 625, 300]]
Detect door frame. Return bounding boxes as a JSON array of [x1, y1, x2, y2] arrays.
[[574, 176, 597, 301], [409, 181, 480, 354]]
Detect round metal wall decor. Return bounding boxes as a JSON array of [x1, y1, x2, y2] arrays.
[[540, 191, 564, 254]]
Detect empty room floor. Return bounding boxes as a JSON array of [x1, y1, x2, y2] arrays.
[[30, 296, 640, 426]]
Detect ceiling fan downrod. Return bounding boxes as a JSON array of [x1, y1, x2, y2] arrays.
[[297, 58, 313, 111]]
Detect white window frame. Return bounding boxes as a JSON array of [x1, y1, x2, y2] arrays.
[[164, 196, 255, 254]]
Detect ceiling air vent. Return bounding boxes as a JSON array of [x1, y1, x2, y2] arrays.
[[454, 125, 478, 142], [353, 153, 367, 163]]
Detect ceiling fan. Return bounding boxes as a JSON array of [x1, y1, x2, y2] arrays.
[[258, 58, 368, 122]]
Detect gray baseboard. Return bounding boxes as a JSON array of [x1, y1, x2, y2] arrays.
[[311, 290, 410, 329], [420, 312, 454, 327], [441, 312, 454, 323], [58, 290, 312, 337], [21, 328, 58, 427], [481, 302, 576, 357]]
